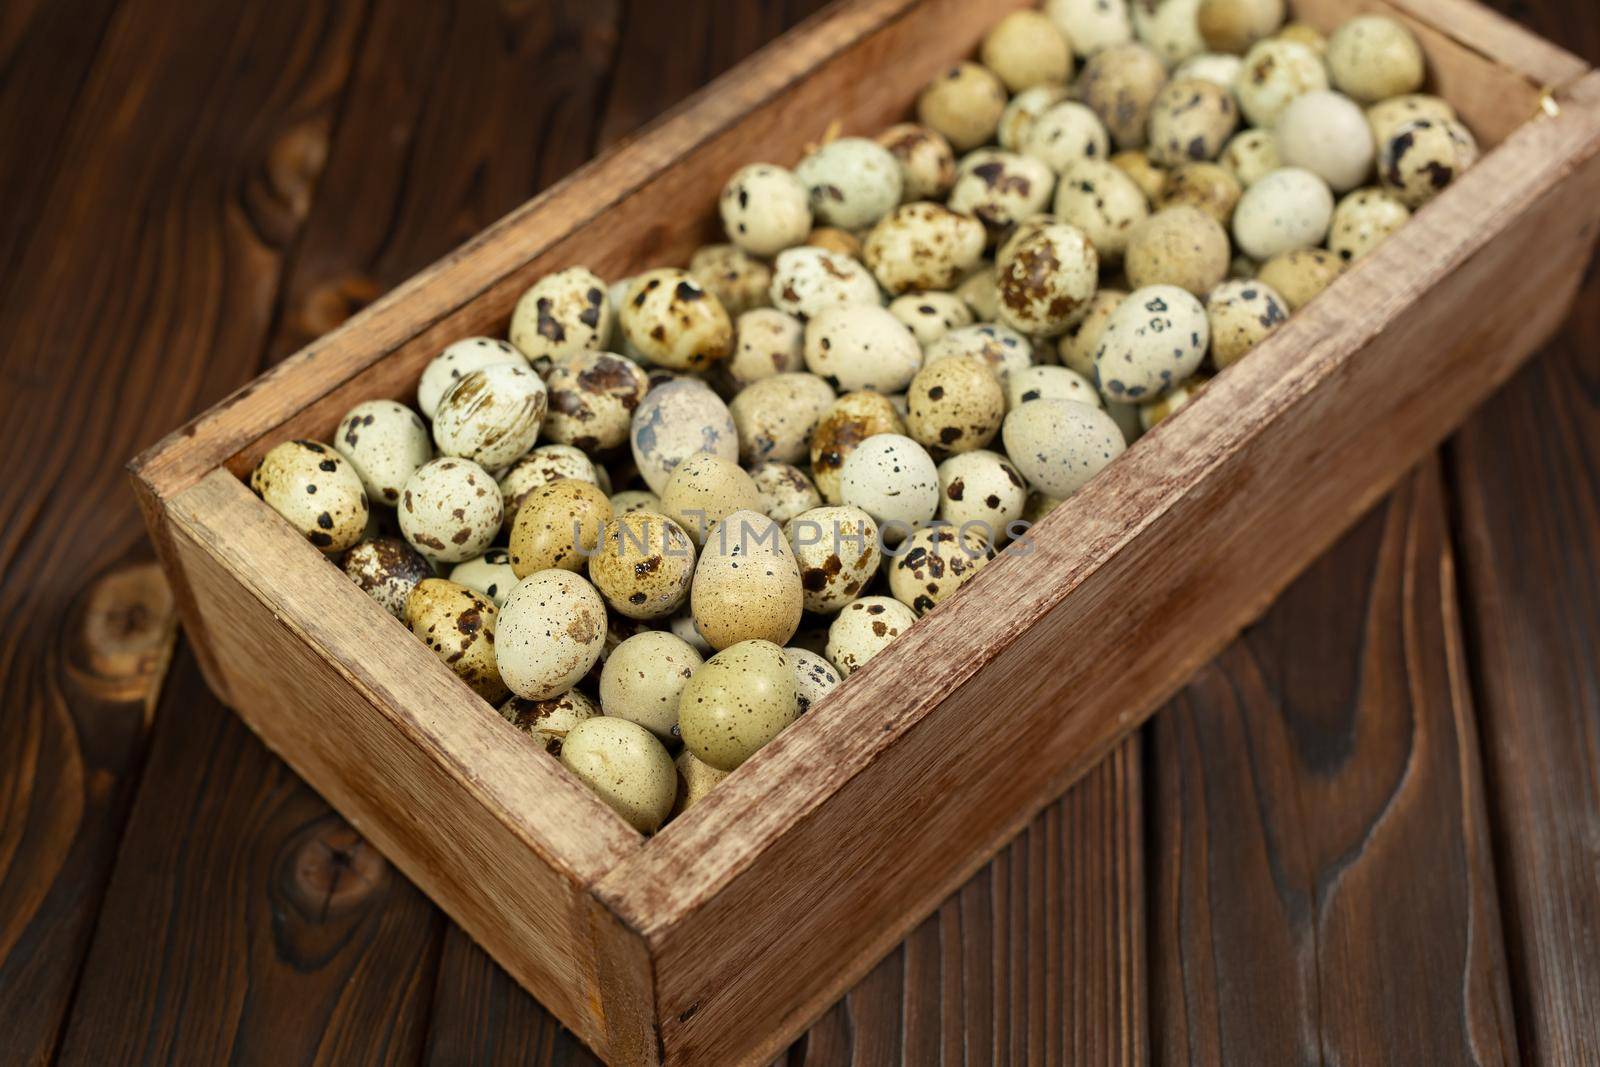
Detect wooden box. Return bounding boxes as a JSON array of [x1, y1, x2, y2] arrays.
[[130, 0, 1600, 1061]]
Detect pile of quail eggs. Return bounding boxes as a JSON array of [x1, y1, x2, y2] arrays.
[[251, 0, 1474, 834]]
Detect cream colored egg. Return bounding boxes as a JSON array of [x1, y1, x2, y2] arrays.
[[561, 717, 677, 833], [629, 379, 738, 495], [1327, 15, 1426, 104], [660, 453, 762, 545], [405, 578, 508, 702], [1378, 118, 1478, 208], [671, 749, 730, 816], [749, 461, 822, 525], [888, 524, 993, 615], [1220, 129, 1282, 187], [1232, 167, 1334, 260], [1197, 0, 1285, 54], [1126, 206, 1231, 296], [417, 338, 526, 419], [342, 536, 433, 619], [796, 137, 904, 231], [720, 163, 813, 257], [1053, 160, 1151, 264], [691, 510, 804, 650], [1093, 284, 1210, 402], [508, 480, 613, 576], [496, 569, 608, 701], [1111, 150, 1170, 203], [509, 267, 611, 368], [1079, 43, 1168, 150], [947, 150, 1057, 245], [449, 548, 518, 607], [982, 9, 1073, 91], [1133, 0, 1206, 65], [1256, 247, 1344, 310], [689, 243, 772, 317], [1174, 51, 1244, 88], [1157, 162, 1242, 225], [589, 511, 697, 619], [906, 356, 1006, 460], [787, 504, 882, 614], [826, 596, 919, 676], [1057, 289, 1128, 377], [1276, 90, 1376, 193], [837, 433, 940, 546], [610, 489, 661, 516], [498, 443, 598, 530], [768, 247, 882, 318], [1206, 278, 1290, 368], [729, 373, 838, 466], [679, 640, 800, 771], [253, 440, 370, 554], [1006, 364, 1101, 410], [956, 263, 1002, 321], [727, 308, 805, 387], [809, 391, 908, 504], [917, 62, 1009, 152], [399, 458, 501, 563], [877, 123, 958, 203], [1022, 102, 1112, 175], [1367, 94, 1456, 145], [334, 400, 432, 507], [541, 351, 649, 454], [1328, 187, 1411, 263], [998, 86, 1073, 152], [862, 202, 987, 295], [432, 362, 548, 470], [924, 324, 1034, 385], [1234, 39, 1327, 128], [1002, 398, 1128, 496], [995, 223, 1100, 336], [803, 305, 923, 394], [1148, 78, 1239, 166], [600, 630, 705, 742], [937, 449, 1029, 541], [500, 689, 599, 756], [619, 269, 734, 372], [1044, 0, 1133, 56], [787, 647, 842, 714], [888, 292, 975, 346]]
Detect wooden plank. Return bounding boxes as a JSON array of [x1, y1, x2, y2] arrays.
[[0, 0, 370, 1060], [55, 652, 445, 1065], [1450, 202, 1600, 1066], [1147, 466, 1517, 1064], [594, 70, 1600, 1064]]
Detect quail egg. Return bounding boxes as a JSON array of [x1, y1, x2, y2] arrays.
[[1044, 0, 1133, 56], [1126, 205, 1231, 296], [917, 62, 1009, 152], [689, 243, 772, 317], [720, 163, 813, 256], [729, 373, 837, 466], [1157, 162, 1243, 225], [787, 504, 882, 614], [995, 223, 1100, 335], [1378, 118, 1478, 208], [749, 461, 822, 525], [1006, 364, 1101, 409], [589, 510, 697, 619], [678, 640, 800, 771], [1327, 15, 1426, 104], [1197, 0, 1285, 54], [398, 457, 502, 563], [541, 351, 649, 454], [937, 449, 1029, 541], [1093, 284, 1210, 401], [888, 292, 975, 346], [1003, 399, 1128, 497], [1079, 43, 1168, 150], [888, 524, 993, 615], [509, 267, 611, 368], [876, 123, 959, 202], [947, 150, 1057, 245], [1219, 128, 1282, 187], [924, 323, 1035, 385], [660, 453, 763, 545], [795, 137, 904, 231], [417, 338, 527, 419], [508, 480, 613, 576], [253, 440, 371, 554], [1148, 78, 1240, 166], [1133, 0, 1206, 65], [1232, 167, 1334, 259], [600, 631, 705, 742], [610, 489, 662, 516], [1328, 187, 1411, 262], [1173, 52, 1245, 89], [1234, 39, 1328, 128], [906, 353, 1006, 460], [432, 362, 548, 470], [982, 9, 1073, 91], [1206, 278, 1290, 367], [500, 689, 599, 756], [672, 749, 730, 816], [803, 305, 923, 394], [334, 400, 433, 507], [1058, 289, 1128, 377], [561, 717, 677, 833], [1022, 102, 1112, 175], [1276, 90, 1376, 193], [629, 378, 738, 495], [1367, 94, 1456, 145], [619, 269, 734, 372], [727, 308, 805, 387], [449, 547, 518, 607], [838, 433, 939, 542], [495, 569, 607, 701], [343, 536, 433, 619], [787, 647, 842, 714], [691, 510, 804, 650], [1256, 247, 1344, 310], [405, 578, 508, 702], [998, 85, 1073, 151], [498, 443, 599, 529], [862, 202, 987, 295], [826, 596, 919, 676], [1053, 160, 1151, 264], [768, 247, 882, 318], [809, 391, 908, 504], [806, 227, 864, 260]]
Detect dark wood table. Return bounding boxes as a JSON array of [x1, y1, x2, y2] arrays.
[[3, 0, 1596, 1062]]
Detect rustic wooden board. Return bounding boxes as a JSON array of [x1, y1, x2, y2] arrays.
[[1147, 466, 1517, 1065]]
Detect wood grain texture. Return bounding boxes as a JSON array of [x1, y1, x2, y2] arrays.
[[1148, 466, 1517, 1065]]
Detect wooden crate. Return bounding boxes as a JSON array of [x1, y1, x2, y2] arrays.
[[129, 0, 1600, 1062]]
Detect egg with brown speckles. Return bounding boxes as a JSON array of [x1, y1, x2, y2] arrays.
[[727, 308, 805, 388], [432, 362, 548, 470], [509, 267, 611, 369], [750, 462, 822, 526], [826, 596, 919, 676], [417, 337, 526, 419], [500, 689, 598, 756], [1328, 187, 1411, 263], [888, 524, 993, 615], [1206, 278, 1289, 368], [334, 400, 432, 507], [508, 480, 613, 576], [498, 443, 598, 531], [495, 569, 608, 701], [1126, 206, 1231, 296], [449, 548, 518, 607], [1053, 160, 1150, 265], [253, 440, 370, 554], [1367, 94, 1456, 145], [1079, 42, 1168, 150], [541, 351, 649, 455], [906, 356, 1005, 460], [803, 305, 923, 394], [561, 716, 677, 833], [720, 163, 813, 257], [678, 640, 800, 771], [660, 453, 762, 545], [1148, 78, 1239, 167], [937, 449, 1028, 539], [1256, 247, 1344, 310], [995, 223, 1099, 336], [1158, 162, 1243, 225], [888, 293, 973, 347], [619, 269, 734, 372], [876, 123, 958, 202], [629, 378, 739, 495], [405, 578, 508, 702], [1021, 102, 1111, 175], [768, 247, 882, 318], [1005, 364, 1101, 410], [786, 504, 881, 614], [1003, 398, 1128, 497], [1234, 39, 1327, 129], [343, 536, 433, 618], [1219, 129, 1282, 187], [398, 457, 502, 563], [795, 137, 904, 231], [1057, 289, 1127, 377], [1134, 0, 1206, 65], [998, 85, 1072, 152], [728, 372, 837, 466], [917, 62, 1009, 152], [923, 323, 1034, 385], [600, 630, 705, 741], [809, 391, 907, 504], [691, 510, 804, 650], [609, 489, 661, 516], [947, 149, 1056, 246], [863, 201, 987, 295], [1093, 285, 1210, 402], [689, 243, 772, 317], [589, 510, 697, 620], [838, 434, 940, 543]]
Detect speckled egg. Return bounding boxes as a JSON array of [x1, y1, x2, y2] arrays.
[[343, 536, 433, 618], [728, 308, 805, 388], [1003, 398, 1129, 496], [1148, 78, 1239, 166], [659, 453, 762, 545], [729, 373, 837, 466], [917, 62, 1009, 152], [750, 461, 822, 525], [1174, 52, 1244, 88], [826, 596, 919, 676], [1053, 160, 1151, 265], [417, 338, 526, 419], [1126, 206, 1231, 296], [1234, 39, 1327, 128], [1045, 0, 1133, 55], [1093, 285, 1210, 401], [1327, 15, 1426, 104], [600, 631, 705, 742], [1005, 364, 1102, 410], [449, 548, 518, 607], [998, 85, 1073, 151], [956, 263, 1002, 321], [1197, 0, 1284, 54], [1022, 102, 1112, 176], [508, 480, 613, 576], [796, 137, 904, 231], [786, 504, 881, 614], [561, 716, 676, 833], [541, 351, 648, 455], [787, 647, 841, 714], [983, 9, 1073, 91], [1367, 94, 1456, 145], [1057, 289, 1128, 377], [590, 510, 697, 619], [1256, 247, 1343, 310], [888, 525, 993, 615], [1111, 149, 1170, 203], [671, 749, 729, 815], [619, 269, 734, 372], [720, 163, 813, 257], [405, 578, 508, 702], [889, 293, 975, 346], [398, 457, 502, 563], [1133, 0, 1206, 64], [1158, 162, 1243, 225], [938, 449, 1028, 540], [862, 202, 987, 295], [906, 356, 1006, 460], [253, 440, 370, 554], [1232, 167, 1334, 260], [495, 569, 607, 701], [333, 400, 432, 507], [768, 247, 882, 318], [1206, 278, 1289, 368], [498, 444, 598, 529], [629, 379, 738, 495], [500, 689, 599, 756], [691, 510, 804, 649], [1080, 43, 1168, 151], [877, 123, 958, 202], [1220, 128, 1282, 187], [838, 433, 940, 540], [1379, 118, 1478, 208], [946, 150, 1057, 245], [803, 305, 923, 394], [509, 267, 611, 368], [809, 391, 908, 504], [678, 640, 799, 771], [924, 323, 1035, 385], [806, 227, 864, 260], [995, 223, 1100, 336], [1276, 90, 1375, 193], [1140, 374, 1211, 429], [689, 244, 772, 317], [1328, 187, 1411, 262], [432, 362, 547, 470], [610, 489, 661, 516]]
